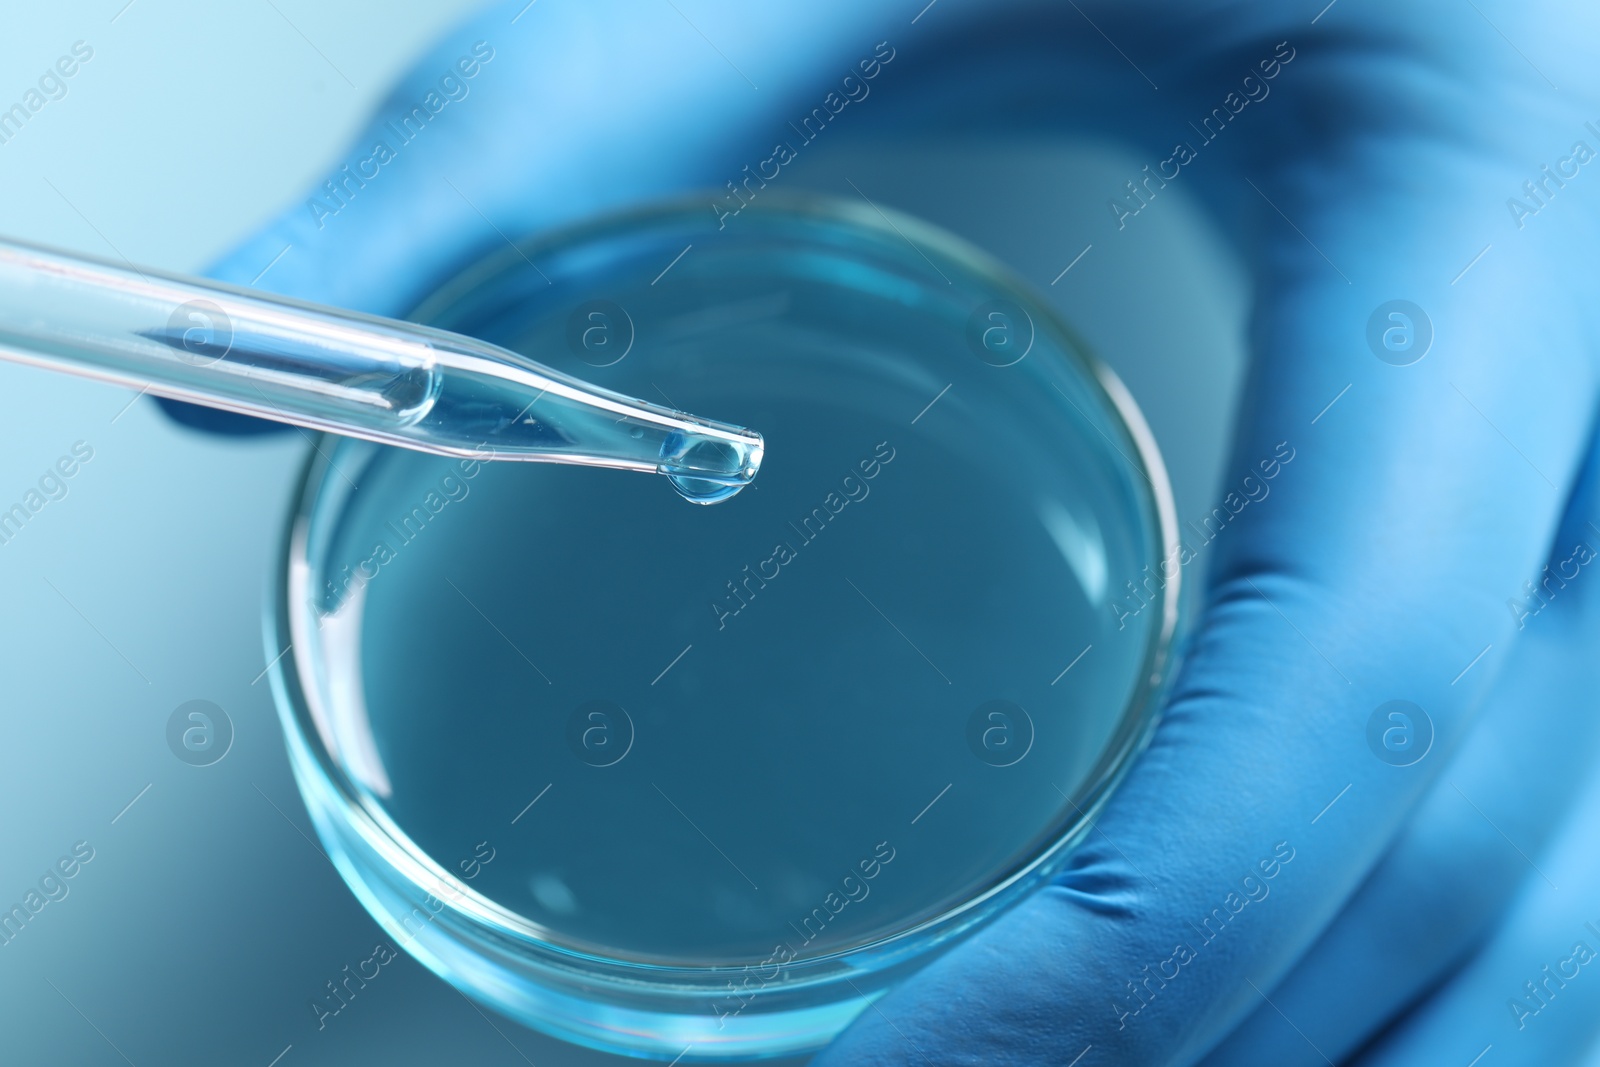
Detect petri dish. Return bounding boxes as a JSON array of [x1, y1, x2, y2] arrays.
[[268, 193, 1179, 1060]]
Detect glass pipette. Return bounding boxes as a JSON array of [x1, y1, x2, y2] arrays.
[[0, 236, 763, 503]]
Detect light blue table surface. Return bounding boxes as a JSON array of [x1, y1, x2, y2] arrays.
[[0, 3, 1244, 1063]]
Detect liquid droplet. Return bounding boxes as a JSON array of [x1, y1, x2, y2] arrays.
[[667, 472, 747, 504], [658, 433, 760, 505]]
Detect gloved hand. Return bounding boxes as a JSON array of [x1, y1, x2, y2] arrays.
[[179, 1, 1600, 1062]]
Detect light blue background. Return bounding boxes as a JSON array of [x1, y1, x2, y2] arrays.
[[0, 2, 1244, 1063]]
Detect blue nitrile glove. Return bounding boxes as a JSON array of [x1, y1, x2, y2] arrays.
[[174, 2, 1600, 1063]]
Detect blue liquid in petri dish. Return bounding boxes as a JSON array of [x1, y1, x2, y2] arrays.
[[307, 203, 1165, 971]]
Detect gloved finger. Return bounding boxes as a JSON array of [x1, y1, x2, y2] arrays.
[[1200, 429, 1600, 1065], [159, 0, 901, 433], [1346, 735, 1600, 1067], [815, 9, 1600, 1067], [194, 0, 923, 318]]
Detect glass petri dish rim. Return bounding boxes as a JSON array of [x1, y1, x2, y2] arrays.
[[268, 191, 1182, 978]]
